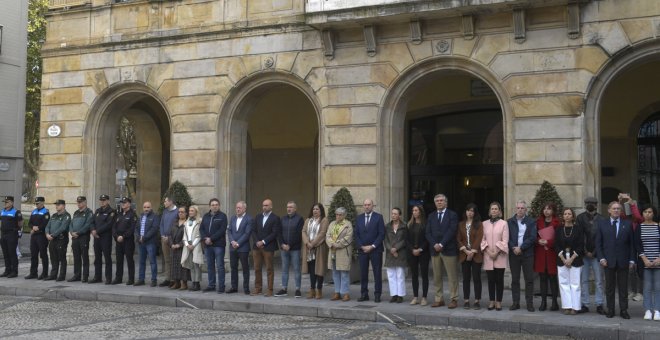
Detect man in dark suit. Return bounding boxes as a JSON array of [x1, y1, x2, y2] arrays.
[[251, 198, 281, 297], [227, 200, 253, 295], [425, 193, 459, 308], [507, 200, 537, 312], [135, 201, 160, 287], [595, 201, 635, 319], [355, 198, 386, 303], [200, 198, 228, 293]]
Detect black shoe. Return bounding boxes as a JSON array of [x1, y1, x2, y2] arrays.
[[203, 286, 216, 293], [550, 300, 559, 311], [38, 274, 46, 280], [397, 296, 403, 303], [67, 276, 80, 282], [56, 276, 65, 282], [134, 280, 145, 286], [24, 274, 37, 280], [88, 277, 102, 284], [7, 272, 17, 278], [126, 280, 134, 286], [539, 300, 547, 311], [44, 276, 56, 281], [275, 289, 288, 297], [0, 272, 8, 277], [295, 289, 302, 298], [158, 280, 171, 287], [374, 295, 381, 303], [620, 310, 631, 319], [596, 305, 605, 315], [578, 306, 589, 314], [226, 288, 238, 294], [527, 304, 535, 312], [105, 279, 112, 285], [111, 278, 122, 285], [218, 289, 225, 294], [358, 295, 369, 302], [390, 296, 398, 303], [151, 281, 157, 287], [82, 277, 88, 283], [244, 290, 251, 295], [606, 310, 615, 318], [191, 282, 200, 291], [509, 303, 520, 311]]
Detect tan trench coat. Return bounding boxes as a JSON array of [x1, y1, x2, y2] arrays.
[[326, 220, 353, 271], [301, 217, 329, 276]]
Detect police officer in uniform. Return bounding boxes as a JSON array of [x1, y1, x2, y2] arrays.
[[113, 197, 138, 285], [45, 199, 71, 281], [69, 196, 94, 282], [1, 196, 23, 278], [25, 196, 50, 280], [90, 194, 114, 284]]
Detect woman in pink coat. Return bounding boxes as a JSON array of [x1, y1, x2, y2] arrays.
[[481, 202, 509, 311]]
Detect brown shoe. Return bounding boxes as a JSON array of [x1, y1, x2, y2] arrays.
[[264, 290, 273, 297], [342, 294, 350, 302], [448, 300, 458, 309], [331, 293, 341, 301], [307, 289, 316, 299], [170, 281, 180, 290], [431, 301, 445, 308], [250, 290, 262, 296], [315, 289, 322, 299], [179, 281, 188, 290]]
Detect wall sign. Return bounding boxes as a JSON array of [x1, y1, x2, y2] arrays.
[[47, 124, 61, 137]]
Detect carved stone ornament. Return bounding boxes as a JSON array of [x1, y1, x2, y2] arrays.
[[264, 57, 274, 68], [435, 40, 450, 54]]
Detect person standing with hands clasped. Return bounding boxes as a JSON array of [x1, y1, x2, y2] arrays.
[[182, 205, 203, 291], [426, 194, 460, 309], [407, 205, 430, 306], [555, 208, 584, 315], [385, 208, 407, 303], [635, 205, 660, 321], [457, 203, 484, 310], [25, 196, 49, 280], [45, 200, 71, 281], [356, 199, 386, 303], [481, 202, 508, 311], [68, 196, 94, 283], [113, 197, 138, 285]]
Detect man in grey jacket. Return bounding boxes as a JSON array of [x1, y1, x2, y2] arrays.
[[158, 196, 178, 287]]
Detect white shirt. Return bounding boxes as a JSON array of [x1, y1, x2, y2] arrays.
[[517, 217, 526, 247], [236, 214, 244, 232]]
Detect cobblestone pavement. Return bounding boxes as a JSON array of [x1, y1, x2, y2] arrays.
[[0, 296, 570, 339]]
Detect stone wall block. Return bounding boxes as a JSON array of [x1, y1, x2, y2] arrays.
[[43, 56, 81, 74], [620, 19, 654, 44], [473, 34, 510, 66], [172, 114, 218, 132], [43, 103, 89, 122], [325, 126, 377, 145], [515, 163, 583, 185], [81, 52, 114, 70], [39, 170, 82, 187], [241, 55, 263, 75], [511, 95, 583, 118], [323, 166, 378, 185], [323, 146, 377, 165], [582, 22, 630, 56], [216, 58, 247, 84], [514, 117, 582, 140], [275, 52, 298, 72], [293, 50, 324, 80], [85, 70, 109, 95], [407, 41, 433, 62], [42, 88, 83, 106], [104, 69, 121, 87], [575, 47, 609, 74], [171, 168, 216, 186], [148, 64, 174, 90], [49, 72, 85, 89], [173, 60, 218, 78], [168, 95, 223, 115], [452, 37, 478, 57], [172, 131, 216, 150], [114, 47, 160, 67], [172, 150, 217, 168]]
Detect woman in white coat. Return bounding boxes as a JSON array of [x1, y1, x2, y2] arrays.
[[182, 205, 204, 291]]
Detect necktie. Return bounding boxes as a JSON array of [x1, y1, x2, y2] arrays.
[[366, 214, 371, 226], [438, 211, 443, 222], [612, 219, 618, 238]]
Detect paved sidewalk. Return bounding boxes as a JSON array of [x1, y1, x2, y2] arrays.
[[0, 257, 658, 340]]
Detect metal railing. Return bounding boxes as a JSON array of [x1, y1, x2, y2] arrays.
[[49, 0, 91, 9]]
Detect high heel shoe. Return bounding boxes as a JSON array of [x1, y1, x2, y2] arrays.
[[488, 302, 496, 310]]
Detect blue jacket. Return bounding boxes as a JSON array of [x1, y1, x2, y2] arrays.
[[200, 210, 228, 247], [278, 213, 304, 251], [228, 214, 253, 253], [507, 214, 537, 257], [355, 211, 385, 252], [425, 209, 459, 256], [159, 206, 179, 237], [135, 211, 160, 244], [595, 217, 635, 269]]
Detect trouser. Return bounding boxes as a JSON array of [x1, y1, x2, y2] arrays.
[[487, 268, 505, 302], [29, 233, 49, 276], [281, 249, 302, 290], [431, 253, 459, 302], [558, 265, 581, 310], [115, 237, 135, 281], [160, 237, 172, 281], [1, 231, 19, 274], [307, 259, 324, 290], [138, 242, 157, 282], [408, 252, 430, 298], [191, 263, 202, 282], [643, 268, 660, 311], [580, 256, 604, 307], [71, 234, 90, 279], [93, 232, 113, 280], [253, 248, 274, 292], [461, 260, 482, 300], [509, 254, 534, 305], [205, 246, 226, 290], [358, 250, 383, 297], [539, 271, 559, 300], [49, 236, 68, 278], [332, 264, 350, 294], [387, 267, 406, 297], [629, 260, 644, 294], [605, 266, 629, 312], [230, 250, 250, 292]]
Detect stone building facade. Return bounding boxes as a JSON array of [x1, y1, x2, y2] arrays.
[[40, 0, 660, 216]]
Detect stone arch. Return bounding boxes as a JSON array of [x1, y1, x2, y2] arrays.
[[583, 38, 660, 202], [217, 71, 322, 211], [379, 56, 514, 212], [83, 82, 172, 208]]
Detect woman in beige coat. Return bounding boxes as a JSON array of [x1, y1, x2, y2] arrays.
[[326, 207, 353, 302], [302, 203, 329, 299], [181, 205, 204, 291], [480, 202, 509, 311]]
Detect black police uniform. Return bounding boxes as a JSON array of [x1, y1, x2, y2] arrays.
[[27, 206, 50, 279], [1, 202, 23, 277], [113, 208, 138, 284], [91, 204, 115, 284]]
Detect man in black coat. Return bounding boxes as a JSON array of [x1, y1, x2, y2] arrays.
[[25, 196, 50, 280], [251, 198, 281, 297], [200, 198, 228, 293], [90, 194, 115, 284], [112, 197, 138, 285], [507, 200, 537, 312]]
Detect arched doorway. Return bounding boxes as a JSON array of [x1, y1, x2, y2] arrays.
[[381, 59, 511, 215], [85, 84, 171, 209], [218, 74, 321, 216]]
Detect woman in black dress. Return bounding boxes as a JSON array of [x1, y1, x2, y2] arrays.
[[170, 206, 191, 290]]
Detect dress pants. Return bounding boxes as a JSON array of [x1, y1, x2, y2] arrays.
[[115, 237, 135, 281], [49, 236, 68, 279], [1, 231, 19, 274], [461, 260, 482, 300], [71, 234, 90, 279], [558, 265, 581, 310], [486, 268, 505, 302], [358, 250, 383, 297], [605, 266, 629, 313], [29, 233, 49, 276], [230, 250, 250, 292], [408, 252, 430, 298], [509, 254, 534, 305], [93, 232, 113, 280], [431, 253, 459, 302], [386, 267, 406, 297], [253, 248, 274, 293], [160, 237, 172, 282], [307, 259, 324, 290]]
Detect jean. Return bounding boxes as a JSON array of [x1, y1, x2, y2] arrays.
[[138, 242, 157, 281], [205, 246, 226, 290], [643, 268, 660, 311], [281, 249, 302, 289], [332, 262, 350, 294], [580, 256, 604, 306]]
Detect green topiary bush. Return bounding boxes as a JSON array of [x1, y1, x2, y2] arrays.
[[328, 187, 358, 225], [159, 180, 194, 213], [530, 180, 564, 218]]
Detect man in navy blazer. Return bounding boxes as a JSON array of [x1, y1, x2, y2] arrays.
[[507, 200, 537, 312], [251, 198, 281, 297], [355, 198, 386, 302], [425, 194, 459, 308], [200, 198, 228, 293], [595, 201, 635, 319], [227, 201, 253, 295], [135, 201, 160, 286]]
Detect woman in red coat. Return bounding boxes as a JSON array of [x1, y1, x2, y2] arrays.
[[535, 202, 560, 311]]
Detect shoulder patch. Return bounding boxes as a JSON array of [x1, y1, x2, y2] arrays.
[[45, 215, 49, 220]]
